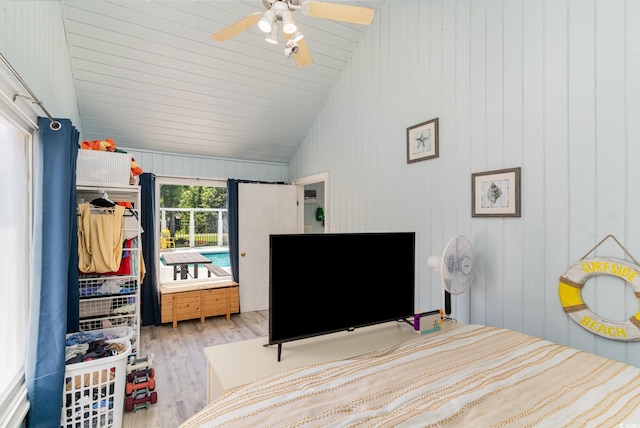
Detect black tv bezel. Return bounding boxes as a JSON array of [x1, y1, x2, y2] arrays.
[[268, 232, 416, 360]]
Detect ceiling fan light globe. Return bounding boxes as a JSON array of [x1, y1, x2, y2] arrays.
[[265, 22, 279, 44], [281, 10, 297, 34], [258, 9, 275, 33], [283, 22, 297, 34], [258, 18, 272, 33], [300, 1, 311, 16]]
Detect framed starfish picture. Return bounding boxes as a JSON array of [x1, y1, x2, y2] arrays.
[[406, 118, 438, 163]]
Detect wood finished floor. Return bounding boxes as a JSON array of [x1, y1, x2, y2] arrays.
[[123, 310, 268, 428]]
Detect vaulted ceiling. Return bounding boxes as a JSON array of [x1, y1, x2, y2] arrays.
[[60, 1, 384, 164]]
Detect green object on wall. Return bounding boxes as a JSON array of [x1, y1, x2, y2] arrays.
[[315, 207, 324, 222]]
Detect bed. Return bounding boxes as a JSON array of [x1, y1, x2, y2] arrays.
[[181, 324, 640, 427]]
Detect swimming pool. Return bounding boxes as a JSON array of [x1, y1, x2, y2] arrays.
[[161, 251, 230, 267], [202, 251, 230, 267]]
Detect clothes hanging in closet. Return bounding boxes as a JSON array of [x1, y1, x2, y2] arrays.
[[77, 203, 125, 273]]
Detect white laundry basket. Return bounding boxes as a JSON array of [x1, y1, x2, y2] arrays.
[[61, 337, 131, 428]]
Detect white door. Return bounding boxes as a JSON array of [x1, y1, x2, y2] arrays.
[[238, 183, 297, 312]]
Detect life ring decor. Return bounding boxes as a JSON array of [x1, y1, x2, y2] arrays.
[[558, 257, 640, 341]]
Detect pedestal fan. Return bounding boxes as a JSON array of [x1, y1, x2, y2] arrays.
[[427, 235, 475, 316]]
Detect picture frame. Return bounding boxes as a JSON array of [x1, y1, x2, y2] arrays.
[[407, 118, 438, 163], [472, 167, 521, 217]]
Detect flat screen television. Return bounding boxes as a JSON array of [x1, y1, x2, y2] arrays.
[[269, 232, 415, 360]]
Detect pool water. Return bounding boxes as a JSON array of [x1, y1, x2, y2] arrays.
[[203, 252, 230, 267]]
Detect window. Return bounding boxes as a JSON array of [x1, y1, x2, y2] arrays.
[[0, 111, 32, 413], [156, 177, 228, 282]]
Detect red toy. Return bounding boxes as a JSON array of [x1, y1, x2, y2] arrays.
[[127, 367, 154, 382], [125, 375, 156, 395], [125, 388, 158, 412]]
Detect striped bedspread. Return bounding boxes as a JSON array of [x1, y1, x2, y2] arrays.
[[181, 324, 640, 427]]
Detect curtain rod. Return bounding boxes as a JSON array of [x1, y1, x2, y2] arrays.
[[0, 52, 61, 131]]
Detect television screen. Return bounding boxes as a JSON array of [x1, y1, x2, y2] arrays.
[[269, 232, 415, 352]]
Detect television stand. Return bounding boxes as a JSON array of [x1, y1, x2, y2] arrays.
[[269, 324, 367, 362], [205, 321, 457, 402], [262, 342, 284, 362]]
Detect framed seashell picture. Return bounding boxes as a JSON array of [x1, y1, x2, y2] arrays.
[[472, 167, 521, 217]]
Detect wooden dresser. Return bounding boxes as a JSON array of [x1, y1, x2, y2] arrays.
[[160, 280, 239, 328]]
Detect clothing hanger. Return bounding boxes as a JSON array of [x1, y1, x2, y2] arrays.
[[90, 190, 116, 208], [87, 189, 138, 219]]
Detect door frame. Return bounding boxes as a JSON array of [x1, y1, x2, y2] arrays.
[[293, 172, 329, 233]]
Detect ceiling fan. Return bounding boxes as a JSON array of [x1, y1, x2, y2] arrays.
[[211, 0, 376, 67]]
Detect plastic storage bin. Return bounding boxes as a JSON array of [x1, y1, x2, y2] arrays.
[[98, 326, 135, 343], [76, 150, 131, 187], [61, 337, 131, 428]]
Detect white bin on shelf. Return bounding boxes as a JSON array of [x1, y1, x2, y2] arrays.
[[76, 150, 131, 187], [61, 336, 131, 428]]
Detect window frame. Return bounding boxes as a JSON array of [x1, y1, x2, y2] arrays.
[[0, 86, 35, 425], [154, 175, 228, 283]]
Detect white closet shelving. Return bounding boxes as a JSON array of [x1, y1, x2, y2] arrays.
[[76, 185, 142, 353]]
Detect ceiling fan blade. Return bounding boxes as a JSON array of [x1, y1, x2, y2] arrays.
[[293, 38, 313, 67], [211, 13, 261, 42], [302, 1, 375, 26]]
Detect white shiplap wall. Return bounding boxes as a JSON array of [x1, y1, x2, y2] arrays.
[[122, 148, 289, 183], [0, 1, 80, 128], [289, 0, 640, 366]]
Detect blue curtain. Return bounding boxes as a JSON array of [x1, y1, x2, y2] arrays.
[[140, 173, 161, 326], [226, 179, 285, 284], [26, 118, 79, 428]]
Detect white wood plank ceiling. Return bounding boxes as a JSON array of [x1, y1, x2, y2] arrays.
[[60, 0, 384, 164]]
